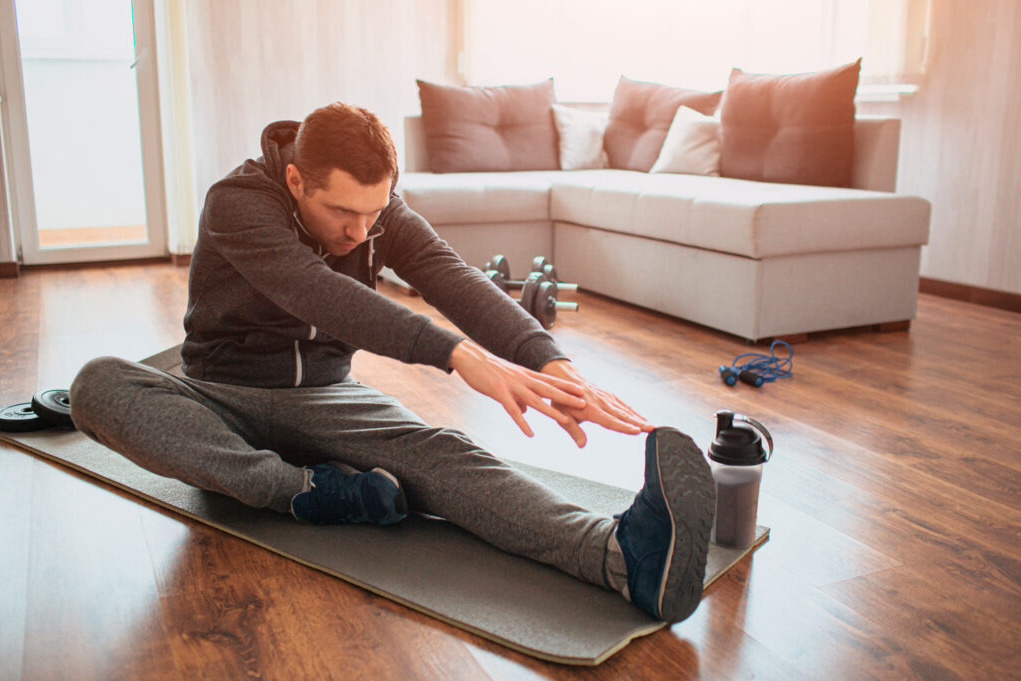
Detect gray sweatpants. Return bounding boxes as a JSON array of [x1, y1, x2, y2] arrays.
[[69, 356, 619, 588]]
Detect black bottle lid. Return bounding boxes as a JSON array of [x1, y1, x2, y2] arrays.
[[708, 410, 773, 466]]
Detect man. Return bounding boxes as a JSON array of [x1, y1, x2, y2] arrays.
[[70, 102, 715, 623]]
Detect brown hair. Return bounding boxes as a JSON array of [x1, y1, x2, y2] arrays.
[[293, 102, 397, 194]]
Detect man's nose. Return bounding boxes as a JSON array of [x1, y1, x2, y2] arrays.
[[347, 216, 372, 242]]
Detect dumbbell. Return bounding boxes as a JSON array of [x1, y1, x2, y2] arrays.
[[482, 254, 578, 293], [0, 389, 75, 432], [529, 256, 572, 288], [486, 270, 579, 329]]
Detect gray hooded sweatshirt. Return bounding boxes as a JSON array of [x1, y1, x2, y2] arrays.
[[181, 121, 566, 388]]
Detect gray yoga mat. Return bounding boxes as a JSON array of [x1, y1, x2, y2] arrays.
[[2, 346, 769, 665]]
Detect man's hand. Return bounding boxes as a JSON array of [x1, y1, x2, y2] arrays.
[[449, 339, 588, 438], [541, 359, 654, 447]]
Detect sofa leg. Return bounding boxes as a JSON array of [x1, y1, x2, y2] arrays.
[[876, 320, 911, 333]]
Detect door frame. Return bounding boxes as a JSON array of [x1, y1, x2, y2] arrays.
[[0, 0, 167, 265]]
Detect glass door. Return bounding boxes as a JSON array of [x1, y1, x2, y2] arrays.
[[0, 0, 165, 265]]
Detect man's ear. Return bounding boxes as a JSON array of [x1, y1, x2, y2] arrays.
[[285, 163, 304, 200]]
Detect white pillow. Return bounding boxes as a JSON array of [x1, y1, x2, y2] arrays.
[[649, 105, 721, 176], [552, 104, 609, 170]]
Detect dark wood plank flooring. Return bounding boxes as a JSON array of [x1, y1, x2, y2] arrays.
[[1, 263, 1019, 680]]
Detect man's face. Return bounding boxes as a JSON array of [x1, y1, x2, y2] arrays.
[[286, 165, 391, 257]]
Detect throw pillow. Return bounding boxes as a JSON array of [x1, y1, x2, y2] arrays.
[[649, 106, 721, 176], [416, 79, 559, 173], [551, 104, 609, 170], [603, 76, 722, 172], [719, 59, 861, 187]]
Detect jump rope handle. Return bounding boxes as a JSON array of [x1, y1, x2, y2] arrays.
[[718, 340, 793, 388]]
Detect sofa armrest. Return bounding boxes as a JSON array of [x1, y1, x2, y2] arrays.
[[852, 117, 901, 192], [404, 117, 428, 173]]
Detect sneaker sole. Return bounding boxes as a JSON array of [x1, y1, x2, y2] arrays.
[[654, 428, 716, 622]]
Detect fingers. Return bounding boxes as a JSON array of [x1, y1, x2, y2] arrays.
[[500, 384, 574, 438], [595, 388, 652, 428], [559, 385, 652, 435], [559, 413, 587, 448], [451, 339, 650, 437], [521, 393, 573, 426], [523, 371, 587, 409], [607, 393, 647, 423], [605, 401, 650, 431], [501, 397, 535, 438], [588, 409, 644, 435], [528, 369, 587, 396]]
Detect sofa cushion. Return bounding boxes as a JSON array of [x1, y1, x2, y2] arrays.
[[552, 104, 609, 170], [649, 106, 720, 176], [550, 170, 930, 258], [603, 77, 722, 172], [398, 171, 564, 224], [719, 60, 861, 187], [416, 79, 559, 173]]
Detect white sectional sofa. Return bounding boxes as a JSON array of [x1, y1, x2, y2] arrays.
[[396, 115, 931, 342]]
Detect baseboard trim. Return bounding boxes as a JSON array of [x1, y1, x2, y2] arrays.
[[0, 262, 19, 278], [171, 252, 192, 267], [919, 277, 1021, 314], [20, 256, 173, 272]]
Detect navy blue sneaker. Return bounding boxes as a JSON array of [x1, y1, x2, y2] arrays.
[[291, 463, 408, 526], [615, 427, 715, 622]]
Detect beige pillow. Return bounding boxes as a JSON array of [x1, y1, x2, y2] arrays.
[[604, 76, 722, 171], [650, 106, 721, 176], [552, 104, 609, 170], [719, 60, 861, 186]]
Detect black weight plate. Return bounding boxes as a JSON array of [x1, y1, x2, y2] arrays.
[[531, 256, 549, 273], [0, 402, 50, 433], [32, 389, 75, 429], [489, 255, 511, 281], [534, 281, 557, 329], [486, 269, 509, 293], [520, 272, 547, 319]]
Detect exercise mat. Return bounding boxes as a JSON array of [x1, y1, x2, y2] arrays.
[[1, 346, 769, 665]]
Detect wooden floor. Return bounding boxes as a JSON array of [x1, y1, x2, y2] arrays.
[[36, 225, 148, 248], [1, 263, 1019, 681]]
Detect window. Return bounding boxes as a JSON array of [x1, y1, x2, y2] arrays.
[[460, 0, 930, 100]]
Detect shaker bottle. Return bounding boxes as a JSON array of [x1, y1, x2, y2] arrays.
[[708, 409, 774, 549]]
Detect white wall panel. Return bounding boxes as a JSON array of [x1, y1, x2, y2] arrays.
[[863, 0, 1021, 295], [183, 0, 458, 208]]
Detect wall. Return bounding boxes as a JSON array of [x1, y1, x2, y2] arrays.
[[7, 0, 1018, 296], [182, 0, 458, 208], [180, 1, 1021, 296], [861, 0, 1021, 295]]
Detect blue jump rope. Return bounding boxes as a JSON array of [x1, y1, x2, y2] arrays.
[[718, 340, 794, 387]]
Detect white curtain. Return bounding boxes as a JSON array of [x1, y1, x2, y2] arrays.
[[461, 0, 930, 100]]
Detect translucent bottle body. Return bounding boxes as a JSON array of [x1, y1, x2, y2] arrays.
[[710, 461, 762, 549]]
